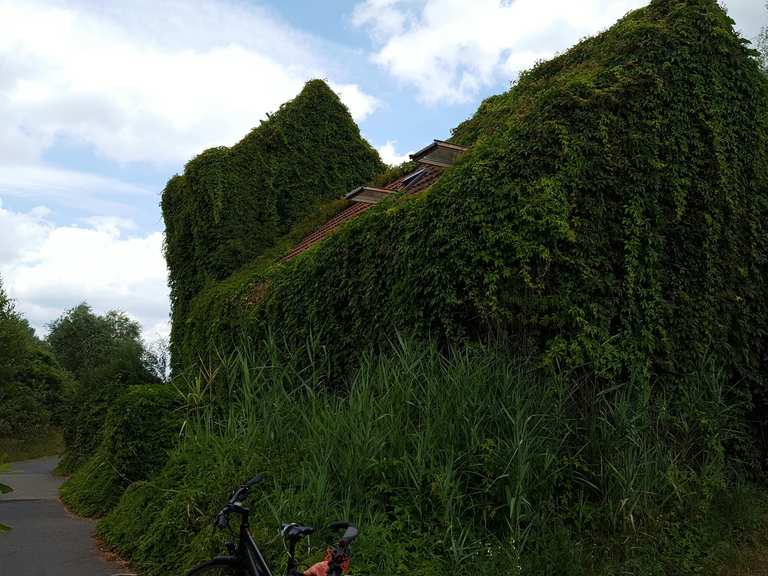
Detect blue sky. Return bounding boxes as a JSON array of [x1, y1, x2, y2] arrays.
[[0, 0, 765, 341]]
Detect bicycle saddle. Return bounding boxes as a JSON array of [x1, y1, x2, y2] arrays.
[[281, 523, 315, 541]]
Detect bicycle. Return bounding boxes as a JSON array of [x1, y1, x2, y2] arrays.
[[187, 475, 359, 576]]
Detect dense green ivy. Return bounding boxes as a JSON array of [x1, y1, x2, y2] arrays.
[[180, 1, 767, 425], [174, 197, 350, 368], [163, 80, 384, 370]]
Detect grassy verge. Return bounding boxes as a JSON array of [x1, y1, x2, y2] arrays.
[[93, 338, 766, 575], [0, 428, 64, 463]]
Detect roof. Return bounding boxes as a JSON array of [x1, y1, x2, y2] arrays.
[[280, 140, 465, 262], [282, 201, 374, 261], [410, 139, 468, 160]]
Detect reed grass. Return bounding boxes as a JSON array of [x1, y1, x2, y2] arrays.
[[99, 336, 760, 575]]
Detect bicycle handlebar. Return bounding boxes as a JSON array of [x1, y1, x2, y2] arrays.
[[214, 475, 265, 531]]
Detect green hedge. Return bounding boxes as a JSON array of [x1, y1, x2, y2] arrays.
[[181, 1, 767, 410], [163, 80, 384, 371], [60, 385, 181, 517]]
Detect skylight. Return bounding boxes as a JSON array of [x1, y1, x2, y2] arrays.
[[410, 140, 468, 167], [401, 168, 425, 188]]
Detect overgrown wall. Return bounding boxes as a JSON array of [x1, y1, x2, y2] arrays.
[[186, 0, 767, 402], [162, 80, 384, 370]]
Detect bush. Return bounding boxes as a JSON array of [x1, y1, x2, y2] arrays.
[[50, 304, 160, 472], [61, 385, 181, 517], [98, 339, 758, 575]]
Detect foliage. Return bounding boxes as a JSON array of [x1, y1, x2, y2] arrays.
[[98, 338, 762, 575], [177, 1, 768, 455], [175, 196, 351, 369], [61, 384, 181, 517], [49, 303, 159, 472], [0, 277, 72, 440], [127, 2, 768, 573], [0, 428, 65, 463], [162, 79, 384, 372]]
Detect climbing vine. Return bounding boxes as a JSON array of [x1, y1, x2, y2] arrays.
[[180, 2, 768, 433], [162, 80, 384, 369]]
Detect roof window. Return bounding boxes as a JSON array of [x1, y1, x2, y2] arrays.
[[400, 168, 425, 188], [410, 140, 468, 167], [345, 186, 392, 204]]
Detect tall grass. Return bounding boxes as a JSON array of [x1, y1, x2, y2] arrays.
[[99, 337, 754, 575]]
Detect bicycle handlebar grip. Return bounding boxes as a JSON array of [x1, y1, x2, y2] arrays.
[[341, 525, 359, 544], [245, 474, 264, 488], [329, 521, 359, 544]]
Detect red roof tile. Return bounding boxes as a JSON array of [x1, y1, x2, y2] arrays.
[[282, 163, 446, 261], [282, 201, 373, 261]]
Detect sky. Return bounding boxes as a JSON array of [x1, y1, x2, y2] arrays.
[[1, 0, 765, 342]]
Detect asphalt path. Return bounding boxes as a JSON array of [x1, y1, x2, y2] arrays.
[[0, 456, 131, 576]]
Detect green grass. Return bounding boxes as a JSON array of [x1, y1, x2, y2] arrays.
[[0, 428, 64, 464], [96, 338, 766, 575]]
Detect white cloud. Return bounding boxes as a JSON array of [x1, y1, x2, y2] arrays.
[[377, 140, 412, 165], [352, 0, 410, 40], [0, 164, 153, 215], [330, 82, 381, 124], [0, 199, 169, 340], [353, 0, 766, 104], [0, 0, 380, 166]]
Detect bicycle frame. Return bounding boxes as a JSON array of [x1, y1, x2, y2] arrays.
[[190, 476, 357, 576], [239, 511, 274, 576], [210, 507, 273, 576]]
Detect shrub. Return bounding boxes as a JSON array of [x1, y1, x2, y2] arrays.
[[61, 385, 181, 517], [50, 304, 159, 472]]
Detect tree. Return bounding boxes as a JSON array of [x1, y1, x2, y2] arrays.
[[0, 278, 29, 383], [0, 276, 71, 438], [143, 336, 171, 384], [47, 303, 160, 471], [47, 303, 115, 379]]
